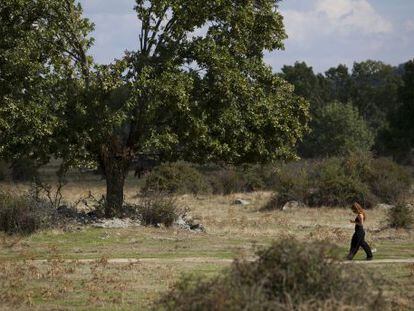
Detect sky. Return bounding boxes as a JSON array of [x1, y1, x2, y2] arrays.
[[79, 0, 414, 73]]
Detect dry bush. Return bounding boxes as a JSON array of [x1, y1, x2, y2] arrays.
[[156, 239, 385, 310], [0, 191, 53, 235], [136, 193, 183, 227]]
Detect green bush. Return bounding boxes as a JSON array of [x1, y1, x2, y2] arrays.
[[137, 194, 181, 227], [156, 239, 384, 310], [269, 153, 410, 209], [365, 158, 411, 204], [0, 192, 52, 235], [308, 157, 376, 208], [387, 204, 414, 229], [143, 162, 211, 195], [264, 162, 310, 209]]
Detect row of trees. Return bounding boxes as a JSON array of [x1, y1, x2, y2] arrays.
[[280, 60, 414, 160], [0, 0, 309, 216]]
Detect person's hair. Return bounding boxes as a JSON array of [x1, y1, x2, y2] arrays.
[[351, 202, 366, 220]]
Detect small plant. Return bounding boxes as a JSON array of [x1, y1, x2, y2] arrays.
[[137, 193, 182, 227], [156, 239, 385, 310], [387, 203, 414, 229]]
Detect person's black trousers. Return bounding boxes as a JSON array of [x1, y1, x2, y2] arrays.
[[347, 228, 373, 260]]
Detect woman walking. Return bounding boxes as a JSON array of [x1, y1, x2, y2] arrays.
[[346, 202, 373, 260]]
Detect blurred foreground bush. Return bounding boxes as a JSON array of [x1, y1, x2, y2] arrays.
[[156, 239, 385, 310]]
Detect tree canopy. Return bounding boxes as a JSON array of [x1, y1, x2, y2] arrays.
[[0, 0, 310, 216]]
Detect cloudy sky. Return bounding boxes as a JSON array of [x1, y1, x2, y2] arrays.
[[79, 0, 414, 73]]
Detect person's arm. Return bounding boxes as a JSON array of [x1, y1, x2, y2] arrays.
[[357, 214, 364, 225]]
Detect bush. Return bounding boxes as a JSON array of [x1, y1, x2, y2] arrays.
[[156, 239, 384, 310], [207, 169, 246, 195], [264, 162, 310, 209], [143, 162, 211, 195], [308, 157, 376, 208], [387, 204, 414, 229], [11, 158, 38, 182], [365, 158, 411, 204], [137, 194, 181, 227], [269, 153, 411, 209], [0, 192, 53, 235]]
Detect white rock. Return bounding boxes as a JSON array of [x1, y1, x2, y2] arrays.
[[233, 199, 250, 206]]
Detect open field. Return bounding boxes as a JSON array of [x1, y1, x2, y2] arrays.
[[1, 184, 413, 310]]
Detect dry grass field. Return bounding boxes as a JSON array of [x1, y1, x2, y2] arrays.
[[1, 180, 413, 310]]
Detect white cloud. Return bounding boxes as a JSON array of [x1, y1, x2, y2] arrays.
[[282, 0, 393, 41]]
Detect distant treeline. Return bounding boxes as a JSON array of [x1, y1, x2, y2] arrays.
[[279, 59, 414, 163]]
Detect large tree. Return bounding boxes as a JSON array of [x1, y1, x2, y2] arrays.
[[385, 59, 414, 162], [1, 0, 310, 216]]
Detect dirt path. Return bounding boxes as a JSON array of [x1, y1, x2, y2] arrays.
[[20, 257, 414, 265]]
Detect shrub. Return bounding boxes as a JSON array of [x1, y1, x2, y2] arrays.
[[365, 158, 411, 204], [156, 239, 384, 310], [143, 162, 211, 195], [207, 168, 246, 195], [265, 161, 310, 209], [137, 194, 181, 227], [308, 157, 376, 208], [268, 153, 410, 209], [0, 192, 53, 235], [11, 158, 38, 182], [387, 204, 414, 229]]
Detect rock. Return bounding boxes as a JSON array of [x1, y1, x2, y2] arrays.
[[282, 201, 302, 211], [233, 199, 250, 206], [376, 203, 394, 209], [91, 218, 141, 229], [174, 216, 205, 232]]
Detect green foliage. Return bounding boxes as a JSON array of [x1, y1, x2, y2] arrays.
[[302, 102, 374, 157], [0, 192, 52, 235], [269, 153, 411, 209], [385, 59, 414, 161], [364, 158, 411, 204], [387, 204, 414, 229], [143, 162, 211, 195], [156, 239, 384, 310], [0, 0, 310, 215], [264, 162, 310, 209], [137, 194, 181, 227], [308, 157, 376, 208]]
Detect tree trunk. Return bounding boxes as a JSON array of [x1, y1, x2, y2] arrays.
[[101, 137, 131, 218], [104, 158, 127, 217]]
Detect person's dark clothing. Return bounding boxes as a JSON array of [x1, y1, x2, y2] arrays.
[[347, 215, 373, 260]]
